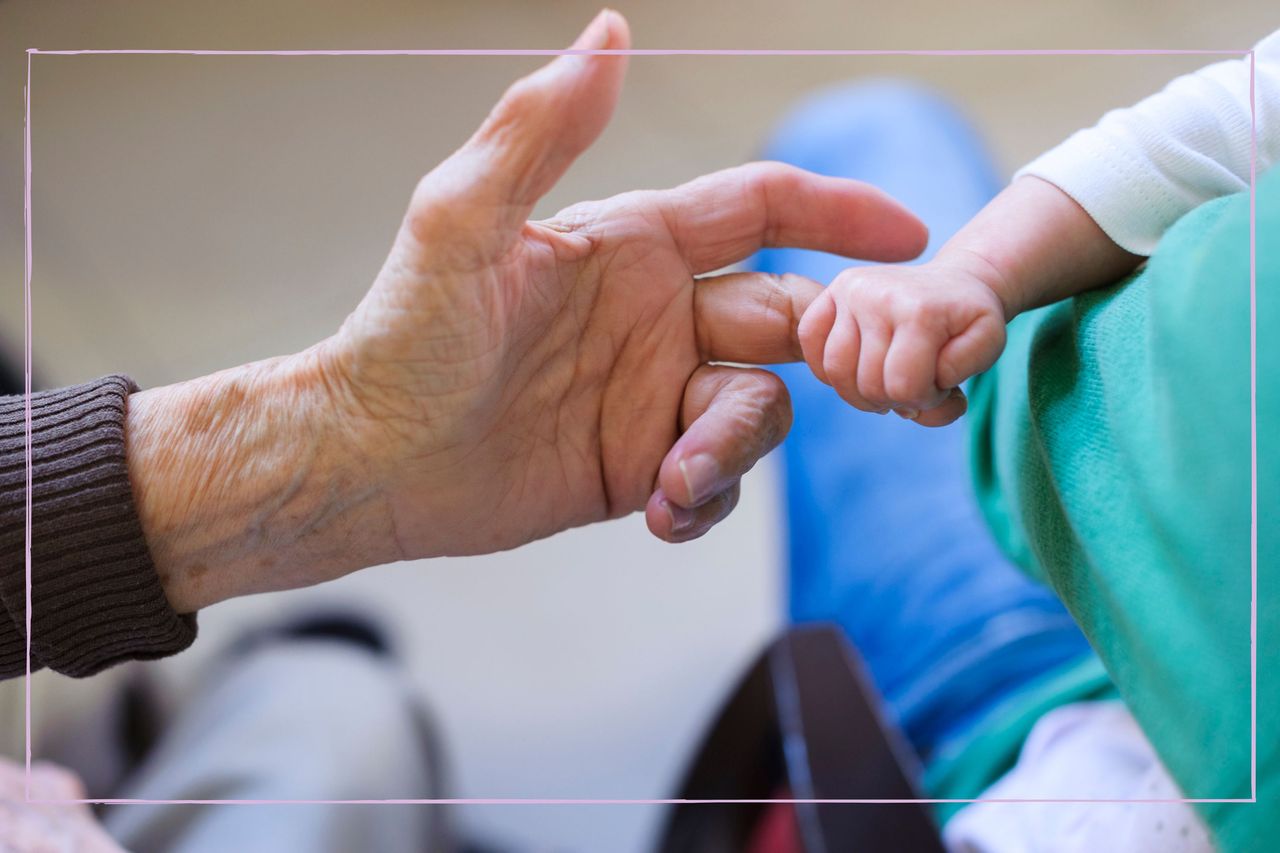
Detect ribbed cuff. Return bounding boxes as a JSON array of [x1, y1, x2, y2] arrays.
[[1014, 129, 1178, 257], [0, 376, 197, 679]]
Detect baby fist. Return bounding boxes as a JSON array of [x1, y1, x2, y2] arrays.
[[798, 260, 1007, 427]]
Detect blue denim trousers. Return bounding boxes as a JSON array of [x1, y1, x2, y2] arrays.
[[750, 81, 1095, 762]]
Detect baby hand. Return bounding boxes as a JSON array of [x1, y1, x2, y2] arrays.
[[798, 259, 1008, 427]]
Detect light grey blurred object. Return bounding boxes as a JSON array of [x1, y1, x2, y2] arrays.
[[102, 638, 454, 853]]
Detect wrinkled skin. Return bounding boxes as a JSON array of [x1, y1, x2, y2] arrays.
[[323, 11, 928, 554]]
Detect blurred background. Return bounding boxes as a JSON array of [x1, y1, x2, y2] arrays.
[[0, 1, 1273, 851]]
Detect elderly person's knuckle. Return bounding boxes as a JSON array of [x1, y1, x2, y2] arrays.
[[737, 370, 791, 447], [754, 160, 800, 190], [741, 367, 786, 406], [490, 75, 543, 128], [406, 203, 447, 245], [756, 274, 796, 331], [406, 174, 471, 242]]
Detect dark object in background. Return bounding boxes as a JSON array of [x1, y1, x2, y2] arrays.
[[0, 344, 21, 396], [657, 624, 945, 853]]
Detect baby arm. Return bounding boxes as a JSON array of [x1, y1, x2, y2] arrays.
[[801, 28, 1277, 426], [798, 29, 1269, 425], [798, 175, 1142, 426]]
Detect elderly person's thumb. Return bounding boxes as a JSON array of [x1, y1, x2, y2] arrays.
[[402, 10, 630, 261]]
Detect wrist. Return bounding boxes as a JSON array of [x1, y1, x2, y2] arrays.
[[932, 244, 1026, 321], [933, 176, 1144, 321], [125, 346, 397, 612]]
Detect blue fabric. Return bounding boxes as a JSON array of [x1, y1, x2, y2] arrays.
[[751, 81, 1096, 760]]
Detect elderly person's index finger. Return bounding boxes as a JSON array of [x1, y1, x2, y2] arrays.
[[693, 271, 823, 364], [661, 161, 928, 275]]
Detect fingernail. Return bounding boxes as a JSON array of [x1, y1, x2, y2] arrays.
[[572, 9, 612, 50], [678, 453, 720, 505], [875, 408, 890, 416], [663, 499, 696, 534], [894, 408, 919, 421]]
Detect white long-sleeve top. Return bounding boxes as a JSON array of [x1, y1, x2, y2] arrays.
[[1017, 29, 1280, 255]]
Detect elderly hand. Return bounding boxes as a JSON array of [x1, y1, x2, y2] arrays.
[[127, 10, 926, 611]]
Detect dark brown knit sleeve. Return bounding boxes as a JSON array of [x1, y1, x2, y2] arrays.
[[0, 376, 196, 680]]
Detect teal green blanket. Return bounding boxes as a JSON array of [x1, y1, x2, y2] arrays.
[[963, 166, 1276, 849]]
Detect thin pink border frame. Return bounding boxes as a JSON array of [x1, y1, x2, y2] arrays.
[[22, 45, 1258, 808]]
